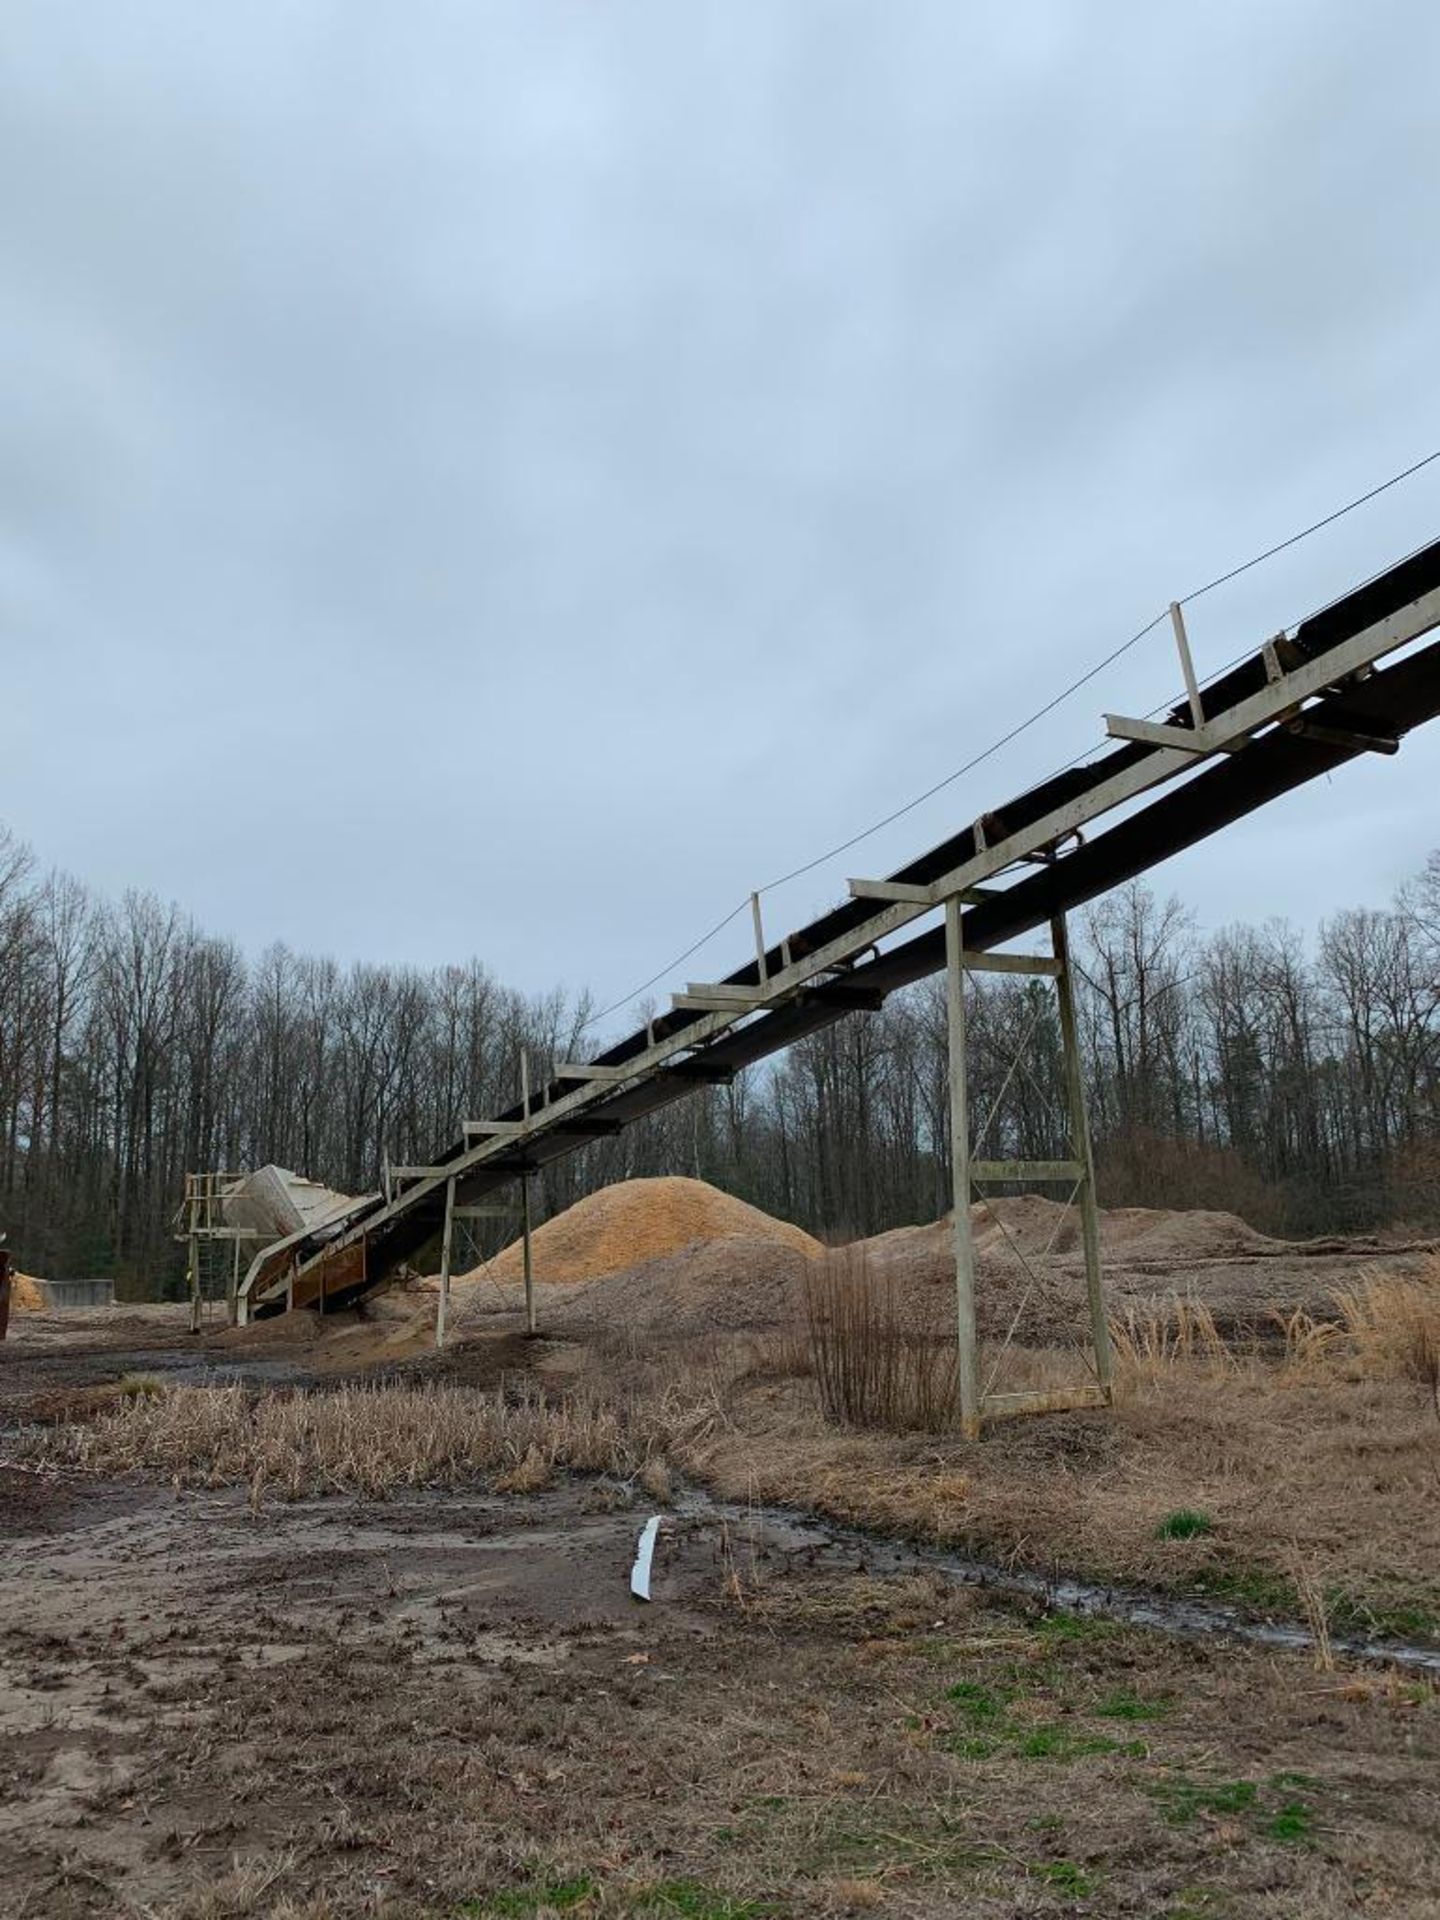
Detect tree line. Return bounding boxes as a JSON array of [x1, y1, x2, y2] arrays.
[[2, 819, 1438, 1296]]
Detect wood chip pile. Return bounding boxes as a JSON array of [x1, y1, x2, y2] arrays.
[[9, 1272, 48, 1313], [460, 1176, 819, 1290]]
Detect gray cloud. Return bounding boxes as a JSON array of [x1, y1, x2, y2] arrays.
[[3, 0, 1439, 1013]]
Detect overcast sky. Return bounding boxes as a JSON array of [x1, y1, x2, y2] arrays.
[[4, 2, 1439, 1024]]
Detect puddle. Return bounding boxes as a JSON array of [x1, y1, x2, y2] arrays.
[[147, 1356, 311, 1388], [676, 1488, 1440, 1676]]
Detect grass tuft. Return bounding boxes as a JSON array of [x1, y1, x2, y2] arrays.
[[1156, 1508, 1213, 1541], [1263, 1800, 1314, 1844], [1095, 1690, 1170, 1721], [117, 1371, 165, 1398]]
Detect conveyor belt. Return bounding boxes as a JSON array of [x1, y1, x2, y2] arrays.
[[242, 536, 1440, 1315]]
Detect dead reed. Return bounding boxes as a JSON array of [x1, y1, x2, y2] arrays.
[[21, 1378, 700, 1504], [1289, 1551, 1336, 1672], [803, 1247, 957, 1432]]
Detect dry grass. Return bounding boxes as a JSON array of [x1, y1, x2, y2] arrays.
[[1291, 1551, 1337, 1672], [1110, 1263, 1440, 1405], [1108, 1293, 1234, 1387], [1268, 1306, 1348, 1368], [20, 1378, 718, 1505], [1331, 1264, 1440, 1395]]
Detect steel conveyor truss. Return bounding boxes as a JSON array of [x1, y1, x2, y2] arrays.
[[238, 535, 1440, 1391]]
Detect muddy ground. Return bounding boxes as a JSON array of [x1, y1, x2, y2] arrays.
[[3, 1310, 1439, 1918], [3, 1462, 1439, 1920]]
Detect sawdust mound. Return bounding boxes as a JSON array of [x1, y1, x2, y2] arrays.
[[560, 1234, 817, 1335], [865, 1198, 1285, 1272], [462, 1177, 819, 1289], [547, 1196, 1313, 1343], [9, 1272, 47, 1313], [208, 1304, 434, 1369], [1117, 1208, 1288, 1263], [852, 1199, 1298, 1327]]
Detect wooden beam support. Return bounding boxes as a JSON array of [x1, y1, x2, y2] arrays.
[[971, 1158, 1085, 1184], [849, 878, 999, 907], [522, 1172, 536, 1335], [436, 1176, 455, 1349], [981, 1385, 1107, 1420], [960, 950, 1062, 978], [1103, 713, 1211, 753], [672, 991, 769, 1013], [1170, 600, 1206, 732], [169, 1226, 273, 1242], [945, 895, 980, 1440], [847, 877, 933, 905]]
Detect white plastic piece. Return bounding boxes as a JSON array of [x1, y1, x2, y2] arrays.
[[630, 1515, 661, 1602]]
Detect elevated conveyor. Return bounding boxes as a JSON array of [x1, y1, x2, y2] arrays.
[[239, 536, 1440, 1322]]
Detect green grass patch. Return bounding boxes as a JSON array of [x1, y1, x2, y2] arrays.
[[1095, 1690, 1171, 1722], [941, 1673, 1148, 1765], [1189, 1566, 1297, 1614], [1149, 1770, 1318, 1847], [1031, 1611, 1118, 1643], [944, 1679, 1010, 1720], [1156, 1509, 1213, 1541], [1150, 1776, 1257, 1826], [634, 1883, 777, 1919], [1326, 1590, 1440, 1646], [1016, 1724, 1144, 1762], [464, 1875, 599, 1915], [1033, 1860, 1097, 1896], [1262, 1799, 1314, 1843]]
